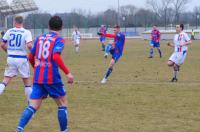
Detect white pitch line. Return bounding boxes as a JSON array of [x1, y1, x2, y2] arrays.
[[9, 80, 200, 86]]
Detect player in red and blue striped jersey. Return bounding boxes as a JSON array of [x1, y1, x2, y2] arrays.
[[98, 25, 125, 84], [15, 16, 73, 132], [149, 25, 162, 58]]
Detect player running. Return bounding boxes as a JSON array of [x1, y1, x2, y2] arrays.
[[72, 27, 81, 53], [149, 25, 162, 58], [0, 16, 33, 102], [167, 24, 192, 82], [14, 16, 74, 132], [98, 25, 125, 84], [99, 25, 107, 51]]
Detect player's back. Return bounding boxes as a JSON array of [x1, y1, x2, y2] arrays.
[[32, 32, 65, 84], [2, 27, 32, 56]]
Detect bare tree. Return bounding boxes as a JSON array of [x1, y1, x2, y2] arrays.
[[146, 0, 172, 28], [172, 0, 191, 23]]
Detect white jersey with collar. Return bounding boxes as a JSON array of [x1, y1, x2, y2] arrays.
[[72, 31, 81, 41]]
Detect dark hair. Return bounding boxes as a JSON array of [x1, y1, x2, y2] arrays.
[[114, 24, 120, 29], [154, 25, 157, 27], [15, 16, 23, 24], [49, 16, 63, 31], [180, 23, 184, 30]]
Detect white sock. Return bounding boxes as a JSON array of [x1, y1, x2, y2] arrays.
[[75, 47, 79, 53], [0, 83, 6, 95], [25, 86, 32, 102]]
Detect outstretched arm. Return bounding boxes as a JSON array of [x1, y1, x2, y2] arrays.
[[98, 32, 116, 38]]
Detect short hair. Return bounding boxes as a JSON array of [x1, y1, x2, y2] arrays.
[[154, 25, 157, 27], [15, 16, 23, 24], [180, 24, 184, 30], [114, 25, 120, 29], [49, 16, 63, 31]]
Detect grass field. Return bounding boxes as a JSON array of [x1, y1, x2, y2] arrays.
[[1, 39, 200, 132]]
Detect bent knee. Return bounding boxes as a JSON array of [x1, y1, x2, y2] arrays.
[[167, 61, 174, 66]]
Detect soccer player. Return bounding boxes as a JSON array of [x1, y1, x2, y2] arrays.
[[14, 16, 74, 132], [98, 25, 125, 84], [0, 16, 33, 102], [149, 25, 162, 58], [99, 25, 107, 51], [167, 24, 192, 82], [72, 27, 81, 53]]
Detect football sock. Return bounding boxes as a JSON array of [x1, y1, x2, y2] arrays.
[[158, 49, 162, 57], [0, 82, 6, 95], [173, 70, 178, 79], [75, 47, 79, 53], [25, 86, 32, 102], [18, 106, 37, 131], [105, 44, 112, 55], [102, 44, 105, 51], [58, 106, 68, 132], [105, 68, 113, 79], [149, 48, 154, 57]]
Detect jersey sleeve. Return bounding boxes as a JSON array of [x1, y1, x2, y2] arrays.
[[53, 37, 65, 54], [2, 30, 10, 44], [25, 30, 33, 43]]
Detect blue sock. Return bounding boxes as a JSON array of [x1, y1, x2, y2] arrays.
[[105, 68, 113, 79], [102, 43, 105, 50], [105, 44, 112, 54], [149, 48, 154, 57], [17, 106, 37, 132], [58, 106, 68, 132]]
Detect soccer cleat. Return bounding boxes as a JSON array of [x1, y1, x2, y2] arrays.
[[148, 56, 153, 58], [171, 77, 178, 82], [101, 78, 107, 84]]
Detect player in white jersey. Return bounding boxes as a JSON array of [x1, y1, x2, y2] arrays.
[[72, 28, 81, 53], [0, 16, 33, 101], [167, 24, 192, 82]]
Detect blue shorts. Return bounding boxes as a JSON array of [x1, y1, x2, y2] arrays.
[[112, 52, 121, 62], [150, 41, 160, 47], [30, 83, 66, 99], [100, 36, 106, 42]]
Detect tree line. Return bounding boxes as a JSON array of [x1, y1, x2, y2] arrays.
[[5, 0, 200, 29]]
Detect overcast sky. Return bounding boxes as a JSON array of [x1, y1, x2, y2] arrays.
[[10, 0, 200, 14]]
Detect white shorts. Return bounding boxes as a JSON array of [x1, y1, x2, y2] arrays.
[[4, 57, 30, 78], [169, 51, 187, 65], [73, 39, 80, 46]]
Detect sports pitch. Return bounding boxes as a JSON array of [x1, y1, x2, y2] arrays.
[[0, 39, 200, 132]]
